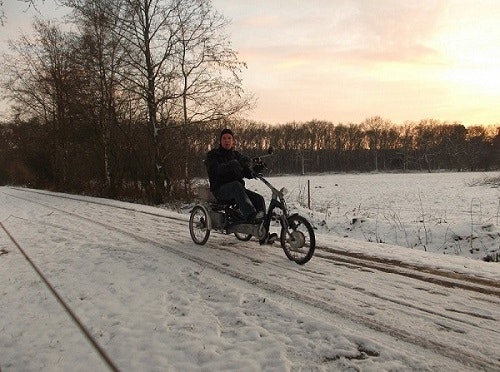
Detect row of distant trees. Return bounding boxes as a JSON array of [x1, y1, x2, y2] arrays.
[[190, 118, 499, 177], [2, 114, 499, 202], [253, 118, 499, 175], [0, 1, 499, 204]]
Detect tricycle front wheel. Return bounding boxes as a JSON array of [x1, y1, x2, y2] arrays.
[[280, 215, 315, 265]]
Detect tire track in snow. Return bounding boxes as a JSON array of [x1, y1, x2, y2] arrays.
[[314, 247, 500, 297]]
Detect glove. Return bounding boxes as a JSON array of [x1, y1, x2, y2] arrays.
[[241, 156, 251, 168], [252, 160, 266, 175]]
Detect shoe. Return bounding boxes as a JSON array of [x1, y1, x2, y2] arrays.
[[268, 233, 278, 244], [260, 232, 278, 245]]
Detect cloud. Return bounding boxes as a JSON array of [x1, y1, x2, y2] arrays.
[[335, 1, 446, 62], [229, 0, 448, 74]]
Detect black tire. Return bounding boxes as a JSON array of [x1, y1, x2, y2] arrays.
[[280, 214, 315, 265], [234, 232, 252, 241], [189, 205, 210, 245]]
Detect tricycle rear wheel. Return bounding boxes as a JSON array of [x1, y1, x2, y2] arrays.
[[189, 205, 210, 245]]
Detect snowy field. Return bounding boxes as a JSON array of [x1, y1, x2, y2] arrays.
[[242, 171, 500, 261], [1, 172, 499, 371]]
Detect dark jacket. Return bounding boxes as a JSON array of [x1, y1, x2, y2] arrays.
[[206, 146, 253, 194]]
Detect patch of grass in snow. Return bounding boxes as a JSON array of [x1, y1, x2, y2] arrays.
[[467, 175, 500, 187]]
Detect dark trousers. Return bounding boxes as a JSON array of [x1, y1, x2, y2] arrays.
[[215, 181, 265, 220]]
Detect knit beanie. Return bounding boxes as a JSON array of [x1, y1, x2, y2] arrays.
[[219, 128, 234, 142]]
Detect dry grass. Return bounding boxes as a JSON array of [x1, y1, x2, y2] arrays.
[[467, 175, 500, 187]]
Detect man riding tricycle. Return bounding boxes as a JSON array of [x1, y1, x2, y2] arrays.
[[188, 128, 315, 265]]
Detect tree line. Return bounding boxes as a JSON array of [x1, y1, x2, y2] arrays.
[[0, 1, 499, 204], [259, 118, 499, 175], [1, 114, 498, 202]]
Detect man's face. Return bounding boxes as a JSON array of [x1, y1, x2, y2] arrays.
[[220, 133, 234, 150]]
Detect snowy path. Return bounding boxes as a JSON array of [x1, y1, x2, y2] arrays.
[[1, 187, 499, 371]]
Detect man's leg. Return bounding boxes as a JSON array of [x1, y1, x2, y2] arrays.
[[215, 181, 256, 221], [246, 189, 265, 214]]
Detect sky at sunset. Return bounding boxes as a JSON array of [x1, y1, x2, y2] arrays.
[[2, 0, 500, 126]]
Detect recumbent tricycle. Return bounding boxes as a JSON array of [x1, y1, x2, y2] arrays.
[[189, 149, 315, 265]]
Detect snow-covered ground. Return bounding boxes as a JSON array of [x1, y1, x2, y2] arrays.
[[1, 172, 499, 371]]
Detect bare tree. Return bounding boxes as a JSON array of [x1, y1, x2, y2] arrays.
[[466, 125, 491, 171], [104, 0, 184, 203], [2, 19, 84, 186], [363, 116, 386, 171], [172, 0, 252, 193], [397, 121, 415, 172], [173, 0, 251, 125], [414, 119, 441, 172], [63, 0, 134, 195]]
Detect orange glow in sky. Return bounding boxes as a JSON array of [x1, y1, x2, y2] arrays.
[[212, 0, 500, 126], [2, 0, 500, 126]]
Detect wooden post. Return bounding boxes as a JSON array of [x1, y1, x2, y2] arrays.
[[307, 179, 311, 209]]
